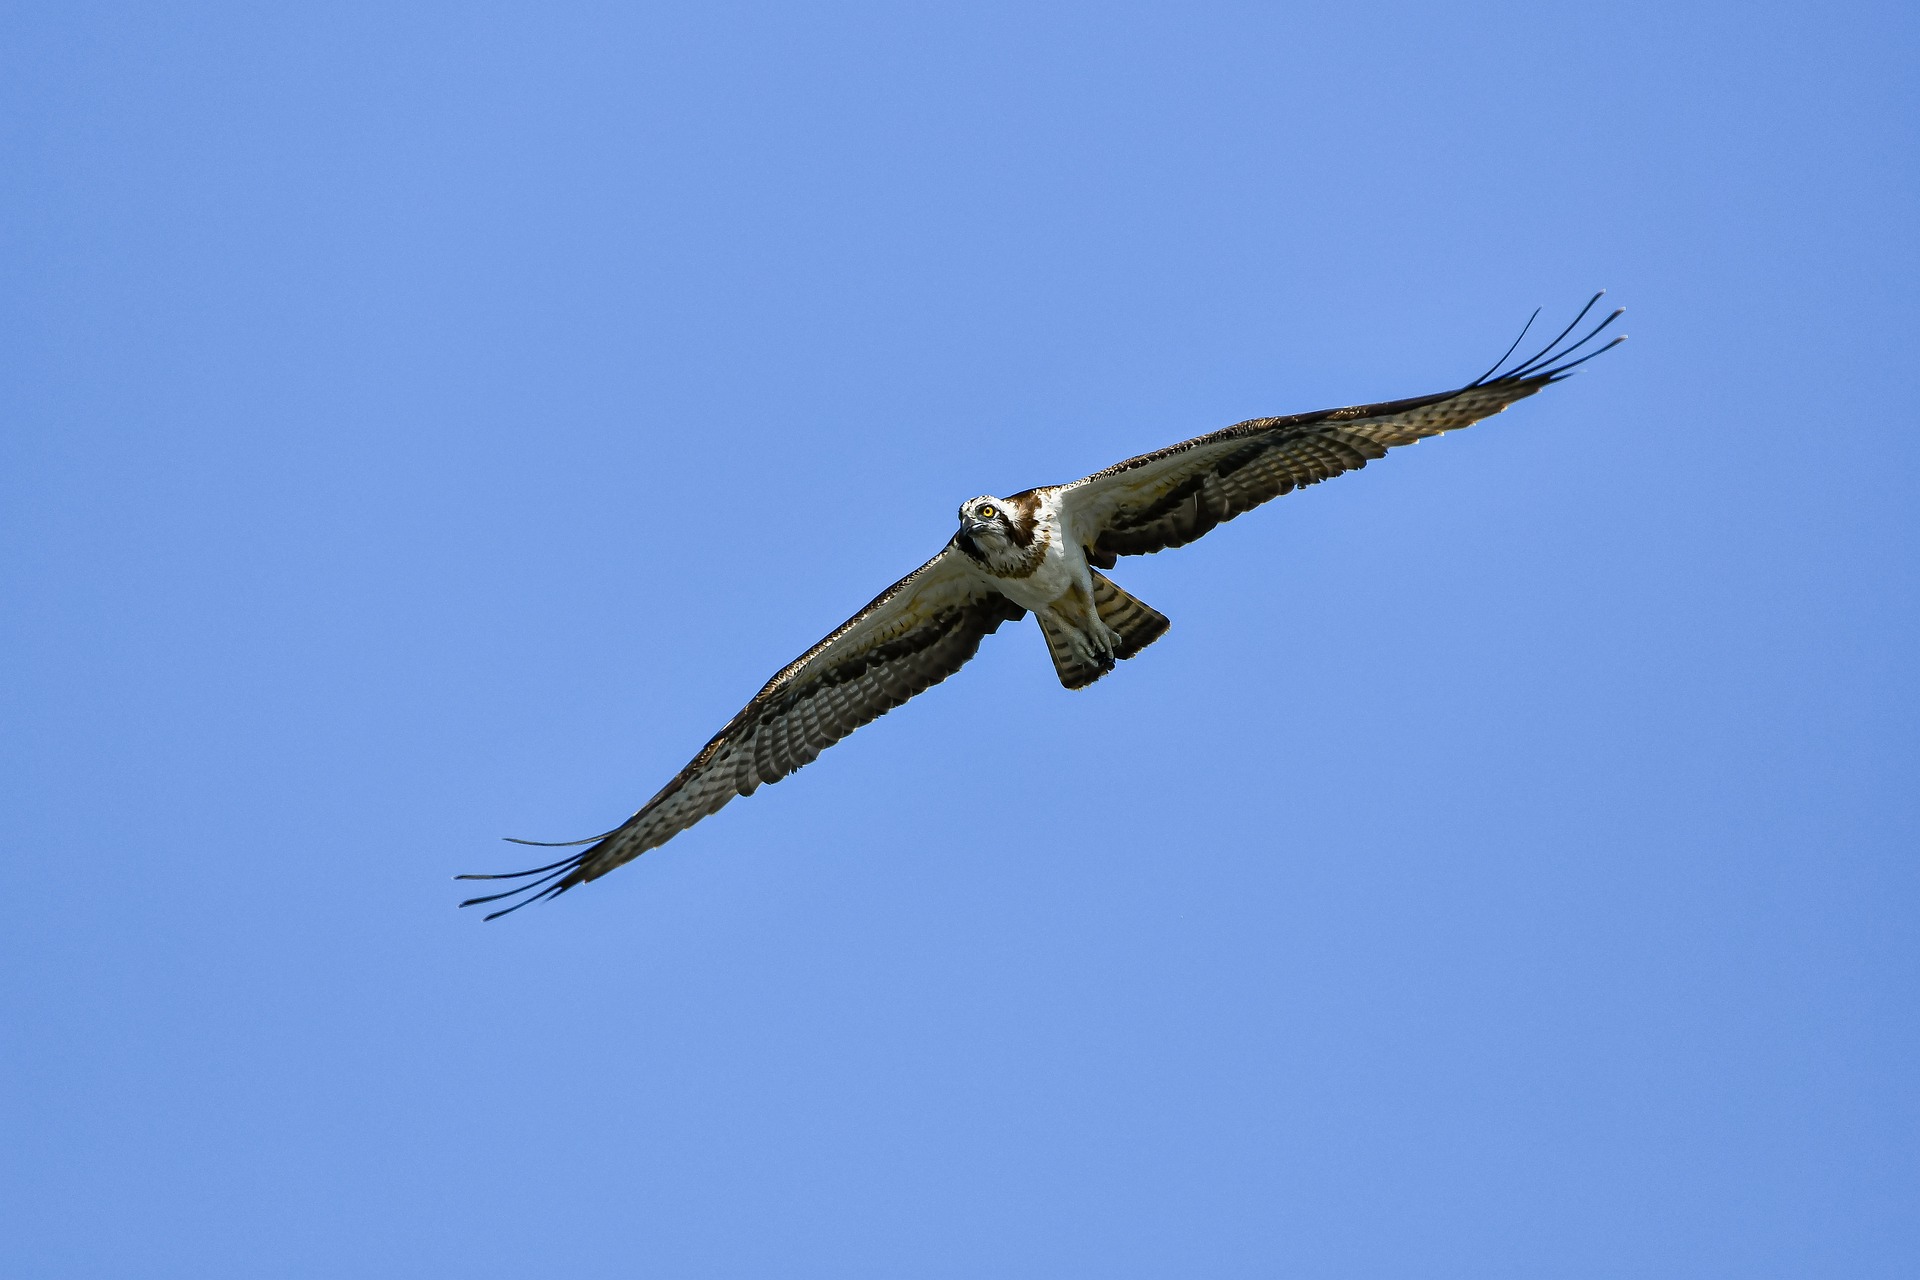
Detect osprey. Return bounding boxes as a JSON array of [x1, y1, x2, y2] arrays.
[[461, 297, 1623, 918]]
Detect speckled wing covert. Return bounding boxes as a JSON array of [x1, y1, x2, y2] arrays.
[[1062, 295, 1624, 563], [459, 548, 1023, 919]]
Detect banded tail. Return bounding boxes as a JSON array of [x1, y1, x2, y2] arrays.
[[1037, 571, 1171, 690]]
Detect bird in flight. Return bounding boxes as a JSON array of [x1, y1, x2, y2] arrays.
[[460, 296, 1623, 918]]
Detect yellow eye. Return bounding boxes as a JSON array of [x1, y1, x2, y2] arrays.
[[978, 505, 996, 519]]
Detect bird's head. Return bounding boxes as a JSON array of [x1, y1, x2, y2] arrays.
[[955, 495, 1010, 557], [958, 495, 1008, 533], [954, 494, 1041, 573]]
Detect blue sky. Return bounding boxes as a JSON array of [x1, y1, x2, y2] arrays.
[[4, 2, 1916, 1275]]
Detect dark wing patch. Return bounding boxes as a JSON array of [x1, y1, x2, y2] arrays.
[[1064, 297, 1623, 559], [459, 549, 1022, 919]]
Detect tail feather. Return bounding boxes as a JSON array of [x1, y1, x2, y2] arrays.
[[1091, 570, 1170, 660], [1036, 572, 1171, 690]]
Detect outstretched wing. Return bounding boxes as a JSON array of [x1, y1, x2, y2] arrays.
[[459, 547, 1023, 919], [1061, 296, 1624, 562]]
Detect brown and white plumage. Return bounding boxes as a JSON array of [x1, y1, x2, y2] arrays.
[[460, 296, 1622, 917]]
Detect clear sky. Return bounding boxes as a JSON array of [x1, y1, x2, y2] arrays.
[[4, 2, 1916, 1276]]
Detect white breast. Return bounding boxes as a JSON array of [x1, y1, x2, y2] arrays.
[[992, 496, 1088, 615]]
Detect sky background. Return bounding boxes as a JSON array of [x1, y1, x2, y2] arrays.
[[4, 2, 1916, 1276]]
